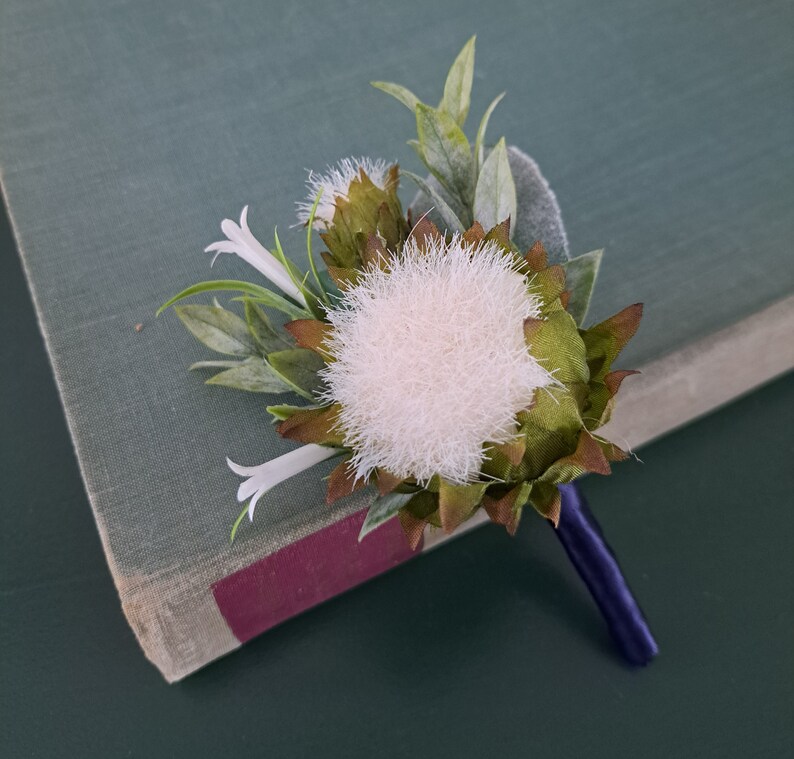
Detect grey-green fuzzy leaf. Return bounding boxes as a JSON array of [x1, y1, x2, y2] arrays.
[[174, 304, 257, 356], [206, 357, 292, 393], [440, 36, 475, 126], [415, 104, 474, 207], [562, 249, 603, 326], [359, 492, 414, 541], [473, 138, 516, 232]]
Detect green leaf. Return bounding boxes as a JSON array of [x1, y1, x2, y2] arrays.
[[439, 36, 475, 126], [243, 299, 292, 353], [371, 81, 422, 112], [158, 280, 308, 320], [230, 502, 250, 543], [473, 138, 516, 232], [266, 403, 320, 422], [267, 348, 325, 400], [415, 104, 474, 208], [174, 304, 257, 356], [304, 189, 330, 303], [189, 360, 242, 370], [359, 492, 414, 541], [272, 228, 325, 320], [206, 356, 293, 393], [562, 250, 603, 326], [438, 480, 488, 532], [525, 309, 589, 385], [474, 92, 506, 173], [402, 170, 465, 234]]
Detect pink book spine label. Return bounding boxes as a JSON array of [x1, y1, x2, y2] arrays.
[[212, 508, 420, 642]]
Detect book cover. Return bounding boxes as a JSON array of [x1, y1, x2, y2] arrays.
[[1, 0, 791, 681]]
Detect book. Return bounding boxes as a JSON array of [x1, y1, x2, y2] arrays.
[[1, 0, 792, 681]]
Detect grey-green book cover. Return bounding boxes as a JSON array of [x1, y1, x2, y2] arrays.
[[1, 0, 792, 681]]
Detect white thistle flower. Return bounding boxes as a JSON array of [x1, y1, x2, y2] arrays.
[[320, 236, 557, 485], [296, 157, 391, 229], [228, 444, 339, 520], [205, 206, 306, 305]]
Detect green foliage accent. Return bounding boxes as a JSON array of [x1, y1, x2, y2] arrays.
[[474, 92, 505, 173], [272, 228, 325, 320], [206, 357, 292, 393], [229, 502, 250, 543], [439, 35, 475, 126], [402, 170, 465, 233], [415, 104, 474, 215], [267, 348, 326, 400], [562, 250, 603, 326], [438, 479, 489, 532], [373, 38, 519, 236], [473, 138, 516, 232], [159, 280, 308, 320], [370, 81, 422, 112], [174, 304, 257, 356], [527, 310, 589, 385], [243, 299, 292, 354], [189, 360, 242, 370], [358, 492, 415, 541], [304, 189, 330, 303], [266, 403, 319, 422]]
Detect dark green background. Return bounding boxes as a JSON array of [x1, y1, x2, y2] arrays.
[[2, 203, 792, 755]]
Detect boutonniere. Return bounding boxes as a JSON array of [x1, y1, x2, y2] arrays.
[[161, 38, 657, 666]]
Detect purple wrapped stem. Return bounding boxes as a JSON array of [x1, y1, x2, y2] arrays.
[[555, 482, 658, 666]]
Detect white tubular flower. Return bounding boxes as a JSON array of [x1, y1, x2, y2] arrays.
[[296, 157, 391, 229], [320, 235, 557, 485], [206, 206, 306, 305], [227, 444, 339, 521]]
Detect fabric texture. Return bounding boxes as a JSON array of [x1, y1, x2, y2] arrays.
[[1, 0, 792, 680]]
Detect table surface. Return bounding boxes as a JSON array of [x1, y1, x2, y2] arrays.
[[2, 203, 793, 756]]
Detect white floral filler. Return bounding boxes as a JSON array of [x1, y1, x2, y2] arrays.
[[320, 236, 555, 485], [296, 157, 391, 229]]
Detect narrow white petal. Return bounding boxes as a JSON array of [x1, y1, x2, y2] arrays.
[[221, 218, 242, 242], [227, 444, 339, 517], [248, 487, 267, 521]]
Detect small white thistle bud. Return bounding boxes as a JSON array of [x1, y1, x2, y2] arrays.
[[296, 157, 391, 229], [320, 235, 556, 485]]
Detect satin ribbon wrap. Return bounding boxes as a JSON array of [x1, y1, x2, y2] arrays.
[[555, 483, 658, 665]]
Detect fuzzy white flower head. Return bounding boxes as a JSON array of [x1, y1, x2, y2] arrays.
[[296, 157, 391, 229], [320, 235, 556, 485]]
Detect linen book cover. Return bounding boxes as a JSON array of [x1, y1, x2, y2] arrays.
[[1, 0, 792, 681]]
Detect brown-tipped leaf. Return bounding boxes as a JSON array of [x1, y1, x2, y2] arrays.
[[525, 240, 548, 271], [284, 319, 332, 356], [437, 480, 488, 533], [277, 404, 345, 446], [326, 458, 365, 505], [398, 511, 426, 550], [462, 221, 486, 246], [375, 468, 404, 496], [408, 216, 443, 251], [483, 218, 511, 248]]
